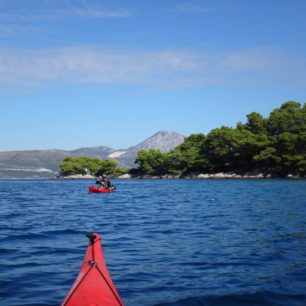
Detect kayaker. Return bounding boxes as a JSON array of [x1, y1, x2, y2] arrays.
[[102, 175, 114, 189], [96, 174, 113, 189], [96, 176, 103, 186]]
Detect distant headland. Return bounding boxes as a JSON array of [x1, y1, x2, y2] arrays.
[[0, 102, 305, 179], [58, 101, 306, 180]]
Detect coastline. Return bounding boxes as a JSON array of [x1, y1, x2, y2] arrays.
[[57, 172, 304, 180]]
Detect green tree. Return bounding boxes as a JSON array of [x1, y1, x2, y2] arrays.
[[253, 147, 281, 175], [205, 127, 240, 172], [245, 112, 267, 134], [59, 156, 126, 176], [133, 101, 306, 177], [59, 156, 79, 175], [265, 102, 306, 175], [268, 101, 305, 135], [135, 149, 169, 175], [234, 129, 268, 172], [96, 159, 122, 176], [168, 133, 207, 174]]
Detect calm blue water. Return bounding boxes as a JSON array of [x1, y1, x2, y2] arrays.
[[0, 179, 306, 306]]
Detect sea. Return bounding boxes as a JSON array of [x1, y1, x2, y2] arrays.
[[0, 179, 306, 306]]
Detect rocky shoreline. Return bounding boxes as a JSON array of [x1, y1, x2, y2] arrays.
[[121, 173, 302, 179], [57, 174, 95, 179], [58, 172, 303, 179]]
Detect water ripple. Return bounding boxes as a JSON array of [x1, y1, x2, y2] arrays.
[[0, 179, 306, 305]]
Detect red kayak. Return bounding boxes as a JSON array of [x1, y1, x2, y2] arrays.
[[89, 186, 115, 193], [61, 233, 124, 306]]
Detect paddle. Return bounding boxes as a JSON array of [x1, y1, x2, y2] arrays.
[[85, 168, 103, 188], [84, 168, 115, 190], [84, 168, 97, 178]]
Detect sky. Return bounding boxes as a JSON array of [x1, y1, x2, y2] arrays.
[[1, 0, 306, 151]]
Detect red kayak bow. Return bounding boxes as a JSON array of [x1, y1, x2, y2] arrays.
[[61, 233, 124, 306], [89, 186, 115, 193]]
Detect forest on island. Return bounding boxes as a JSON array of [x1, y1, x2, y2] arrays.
[[136, 101, 306, 177], [59, 101, 306, 178], [59, 156, 127, 177]]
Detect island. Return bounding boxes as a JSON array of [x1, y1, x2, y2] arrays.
[[58, 101, 306, 179]]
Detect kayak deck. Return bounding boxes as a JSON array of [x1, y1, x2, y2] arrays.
[[88, 186, 115, 193], [61, 233, 124, 306]]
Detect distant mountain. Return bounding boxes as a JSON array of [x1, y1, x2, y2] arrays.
[[0, 149, 68, 178], [108, 131, 185, 168], [0, 146, 114, 178], [129, 131, 185, 152], [0, 131, 185, 178], [70, 146, 114, 157]]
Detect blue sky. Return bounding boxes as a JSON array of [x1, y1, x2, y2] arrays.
[[1, 0, 306, 150]]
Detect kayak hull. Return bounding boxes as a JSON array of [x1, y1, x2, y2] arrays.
[[61, 233, 124, 306], [89, 186, 115, 193]]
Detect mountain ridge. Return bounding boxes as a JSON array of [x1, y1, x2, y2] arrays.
[[109, 131, 185, 168], [0, 131, 185, 178]]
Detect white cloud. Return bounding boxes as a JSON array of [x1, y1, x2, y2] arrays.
[[0, 46, 304, 89], [0, 25, 51, 37], [0, 0, 131, 23], [177, 2, 219, 13], [176, 0, 225, 14]]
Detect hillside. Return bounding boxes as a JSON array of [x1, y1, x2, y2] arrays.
[[106, 131, 185, 168], [0, 131, 185, 178]]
